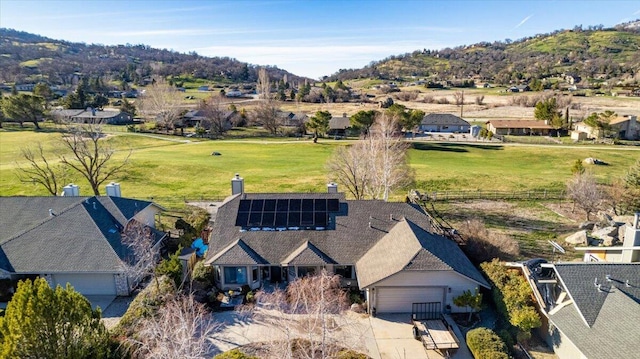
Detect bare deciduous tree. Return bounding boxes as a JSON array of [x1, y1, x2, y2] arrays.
[[60, 125, 131, 196], [566, 172, 605, 220], [258, 67, 271, 100], [130, 294, 219, 359], [252, 100, 281, 135], [138, 79, 184, 131], [247, 270, 366, 359], [121, 220, 161, 291], [328, 113, 412, 201], [453, 91, 464, 106], [366, 113, 413, 201], [198, 94, 229, 136], [16, 143, 68, 196], [326, 144, 370, 200]]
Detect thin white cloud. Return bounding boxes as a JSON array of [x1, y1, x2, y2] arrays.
[[633, 9, 640, 15], [514, 14, 534, 29]]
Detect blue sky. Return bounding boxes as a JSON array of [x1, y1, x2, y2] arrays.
[[1, 0, 639, 79]]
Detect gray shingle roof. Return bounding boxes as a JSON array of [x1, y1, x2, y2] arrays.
[[0, 196, 160, 274], [554, 263, 640, 326], [282, 241, 337, 266], [206, 193, 487, 289], [549, 287, 640, 359], [421, 114, 470, 126], [208, 239, 268, 265], [356, 219, 489, 288], [329, 117, 350, 130]]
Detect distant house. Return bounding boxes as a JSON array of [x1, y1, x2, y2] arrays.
[[277, 111, 308, 127], [507, 85, 530, 93], [15, 83, 35, 91], [204, 177, 489, 315], [565, 74, 582, 85], [572, 115, 639, 140], [181, 109, 238, 129], [225, 90, 243, 98], [198, 85, 210, 92], [328, 113, 350, 136], [419, 114, 470, 133], [0, 185, 166, 297], [486, 119, 553, 136], [50, 108, 133, 125]]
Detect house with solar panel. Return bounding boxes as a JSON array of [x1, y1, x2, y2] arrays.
[[204, 175, 489, 314]]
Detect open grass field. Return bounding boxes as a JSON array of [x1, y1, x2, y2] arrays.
[[1, 129, 638, 209]]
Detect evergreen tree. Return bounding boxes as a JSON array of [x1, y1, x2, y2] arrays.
[[0, 278, 113, 358], [306, 110, 331, 140]]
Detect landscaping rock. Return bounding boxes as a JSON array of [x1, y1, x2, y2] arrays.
[[601, 235, 618, 247], [579, 222, 595, 230], [618, 225, 627, 243], [591, 226, 618, 239], [565, 230, 588, 245], [350, 303, 365, 313]]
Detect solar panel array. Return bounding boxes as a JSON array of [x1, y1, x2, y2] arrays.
[[236, 198, 340, 229]]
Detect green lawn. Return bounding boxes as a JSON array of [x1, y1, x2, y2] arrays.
[[1, 130, 638, 208]]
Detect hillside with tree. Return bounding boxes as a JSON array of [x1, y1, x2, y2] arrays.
[[0, 28, 309, 88], [327, 21, 640, 88]]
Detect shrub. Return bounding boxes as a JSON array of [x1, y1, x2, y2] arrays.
[[466, 327, 509, 359], [459, 218, 519, 263], [214, 348, 258, 359], [336, 350, 370, 359], [191, 260, 213, 285], [480, 259, 541, 337], [156, 248, 184, 288]]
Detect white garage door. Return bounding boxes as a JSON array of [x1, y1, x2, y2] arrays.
[[52, 273, 117, 296], [376, 287, 444, 313]]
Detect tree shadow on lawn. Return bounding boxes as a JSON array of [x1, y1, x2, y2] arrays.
[[411, 142, 504, 152]]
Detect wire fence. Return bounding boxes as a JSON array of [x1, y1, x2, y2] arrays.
[[409, 189, 566, 202]]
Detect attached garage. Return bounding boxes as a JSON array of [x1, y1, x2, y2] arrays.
[[375, 286, 445, 313], [52, 273, 117, 296]]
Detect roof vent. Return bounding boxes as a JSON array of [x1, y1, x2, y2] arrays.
[[594, 277, 598, 286], [597, 284, 603, 292], [626, 280, 631, 288], [49, 209, 55, 217], [606, 274, 612, 282]]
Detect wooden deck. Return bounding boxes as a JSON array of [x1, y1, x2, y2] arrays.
[[413, 319, 459, 350]]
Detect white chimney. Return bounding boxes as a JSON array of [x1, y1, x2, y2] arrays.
[[62, 184, 80, 196], [231, 173, 244, 195], [327, 182, 338, 193], [105, 182, 122, 197]]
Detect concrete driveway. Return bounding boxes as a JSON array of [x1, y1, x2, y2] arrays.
[[210, 310, 472, 359]]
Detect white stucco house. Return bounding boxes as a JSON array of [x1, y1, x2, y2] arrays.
[[204, 176, 489, 314], [0, 184, 166, 298]]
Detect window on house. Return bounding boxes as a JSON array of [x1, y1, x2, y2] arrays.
[[224, 266, 247, 285], [252, 266, 259, 282], [334, 265, 354, 279], [297, 266, 317, 277]]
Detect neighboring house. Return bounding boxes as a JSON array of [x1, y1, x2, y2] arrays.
[[507, 85, 530, 92], [525, 262, 640, 359], [50, 108, 133, 125], [204, 177, 489, 314], [328, 114, 350, 136], [518, 214, 640, 359], [0, 185, 166, 297], [565, 74, 582, 85], [486, 120, 554, 136], [419, 114, 470, 133]]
